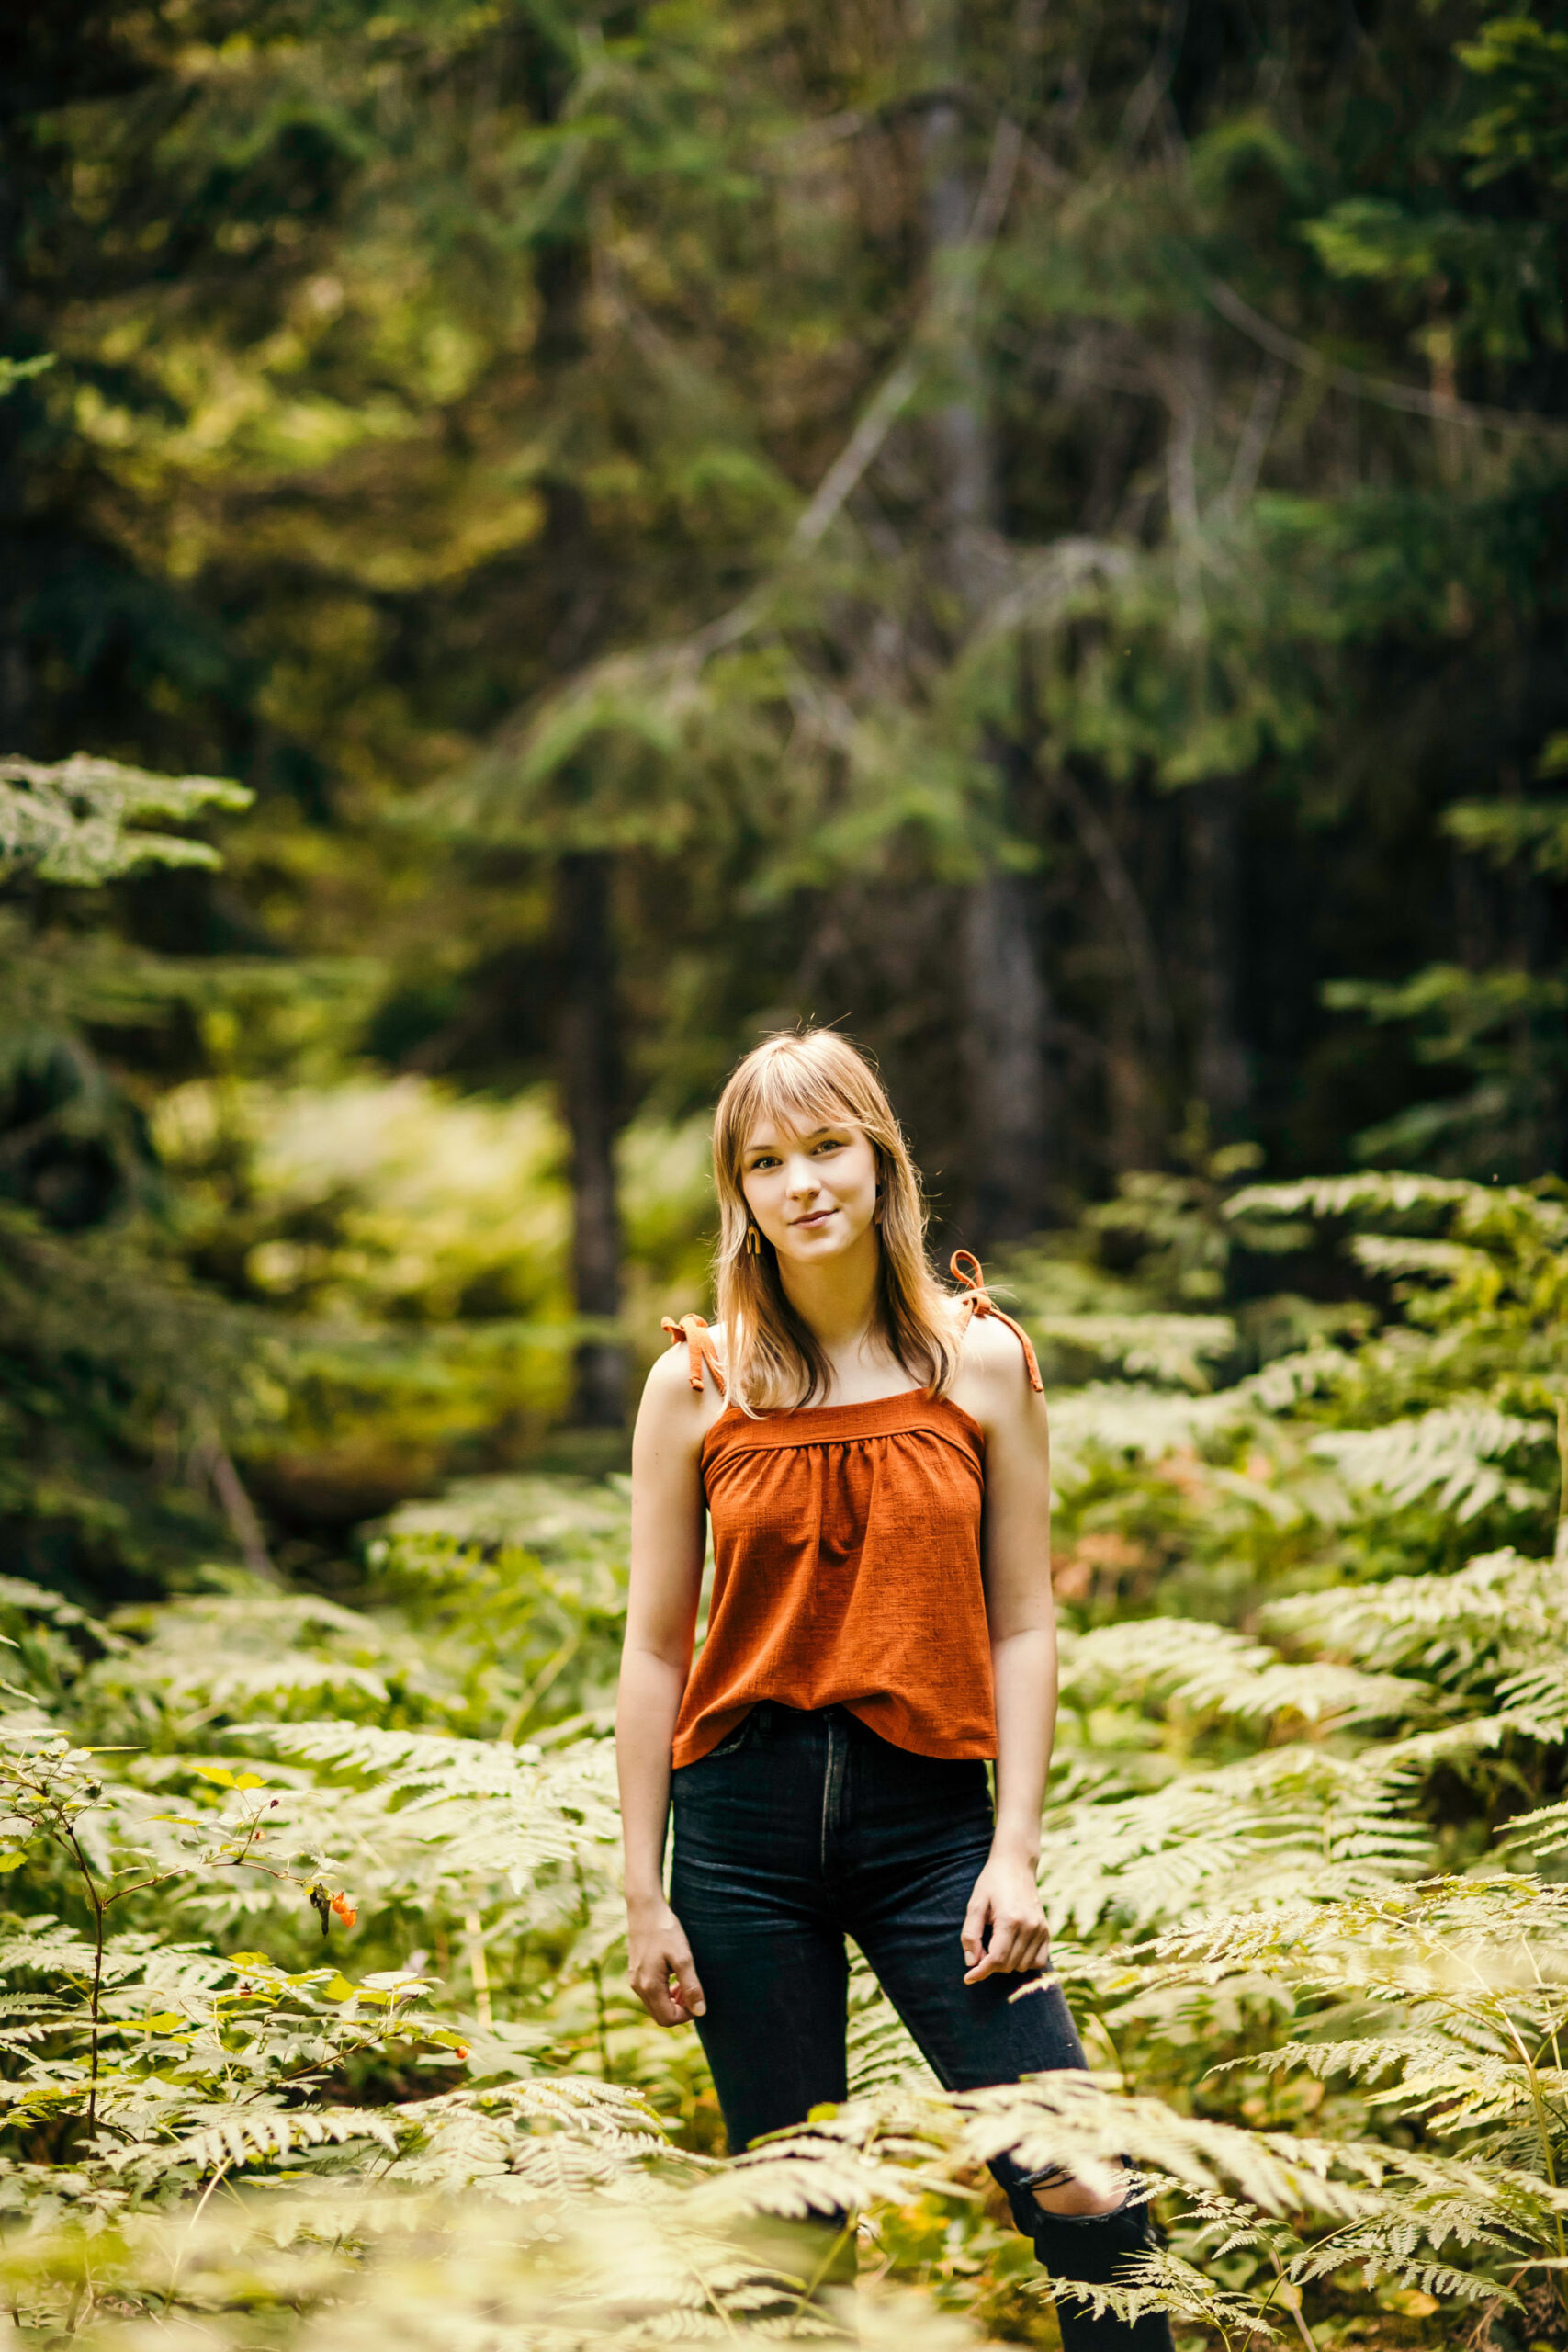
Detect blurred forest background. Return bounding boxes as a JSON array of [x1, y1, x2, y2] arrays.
[[5, 0, 1567, 1586], [3, 10, 1568, 2350]]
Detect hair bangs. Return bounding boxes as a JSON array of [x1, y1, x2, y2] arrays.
[[732, 1053, 872, 1158]]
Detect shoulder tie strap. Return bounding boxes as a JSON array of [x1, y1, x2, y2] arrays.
[[949, 1251, 1044, 1394], [660, 1313, 728, 1396]]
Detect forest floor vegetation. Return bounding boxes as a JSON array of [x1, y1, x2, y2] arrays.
[[0, 1138, 1565, 2352]]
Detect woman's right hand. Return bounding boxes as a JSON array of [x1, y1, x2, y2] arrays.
[[626, 1894, 706, 2026]]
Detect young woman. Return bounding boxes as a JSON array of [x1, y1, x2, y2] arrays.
[[617, 1031, 1171, 2352]]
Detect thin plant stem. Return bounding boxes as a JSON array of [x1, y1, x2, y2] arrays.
[[1496, 2007, 1568, 2304], [61, 1821, 106, 2139], [787, 2211, 858, 2332], [1259, 2249, 1324, 2352], [167, 2159, 231, 2296], [592, 1958, 612, 2082], [501, 1629, 581, 1742], [570, 1852, 612, 2078], [1447, 1948, 1568, 2299], [463, 1911, 493, 2030]]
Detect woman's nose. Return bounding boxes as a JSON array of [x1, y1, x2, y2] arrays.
[[785, 1157, 819, 1193]]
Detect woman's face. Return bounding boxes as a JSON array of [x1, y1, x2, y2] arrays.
[[739, 1109, 881, 1270]]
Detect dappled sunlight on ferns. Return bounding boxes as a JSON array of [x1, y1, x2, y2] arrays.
[[0, 1170, 1561, 2346]]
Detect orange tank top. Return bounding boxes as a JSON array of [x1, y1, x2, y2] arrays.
[[665, 1255, 1043, 1770]]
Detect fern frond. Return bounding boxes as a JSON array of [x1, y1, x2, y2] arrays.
[[1042, 1747, 1430, 1936], [1267, 1547, 1561, 1676], [1309, 1408, 1552, 1520], [1504, 1794, 1568, 1859], [1492, 1657, 1568, 1740], [1241, 1343, 1360, 1411], [1228, 1174, 1505, 1223], [111, 2101, 400, 2177], [1380, 2263, 1517, 2303], [693, 2132, 949, 2226], [396, 2076, 674, 2196], [950, 2074, 1382, 2220], [1145, 1874, 1568, 2015], [1374, 1707, 1551, 1771], [1222, 2031, 1449, 2086], [382, 1473, 631, 1568], [243, 1717, 546, 1793], [1055, 2247, 1276, 2336], [1348, 1236, 1495, 1283], [1034, 1316, 1237, 1389], [235, 1721, 623, 1900], [1049, 1384, 1255, 1486], [1060, 1620, 1422, 1729]]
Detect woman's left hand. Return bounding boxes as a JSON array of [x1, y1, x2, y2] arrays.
[[961, 1849, 1050, 1984]]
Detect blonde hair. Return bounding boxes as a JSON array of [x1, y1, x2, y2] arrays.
[[712, 1030, 959, 1413]]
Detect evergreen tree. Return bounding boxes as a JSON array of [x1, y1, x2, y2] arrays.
[[4, 0, 1564, 1438], [0, 751, 272, 1589]]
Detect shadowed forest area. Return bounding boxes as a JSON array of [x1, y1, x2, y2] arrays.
[[2, 2, 1568, 2347]]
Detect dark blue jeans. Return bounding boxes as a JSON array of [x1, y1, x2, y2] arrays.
[[671, 1702, 1172, 2352]]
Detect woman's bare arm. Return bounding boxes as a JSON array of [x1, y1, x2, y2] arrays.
[[953, 1316, 1058, 1983], [616, 1344, 712, 2025], [961, 1322, 1128, 2218]]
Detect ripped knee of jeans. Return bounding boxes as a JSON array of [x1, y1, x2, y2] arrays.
[[1016, 2160, 1130, 2222]]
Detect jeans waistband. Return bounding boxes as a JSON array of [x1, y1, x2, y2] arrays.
[[744, 1701, 855, 1739]]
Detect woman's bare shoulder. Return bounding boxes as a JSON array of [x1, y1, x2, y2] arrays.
[[948, 1302, 1046, 1430], [637, 1322, 733, 1432], [947, 1299, 1023, 1372], [642, 1340, 703, 1406]]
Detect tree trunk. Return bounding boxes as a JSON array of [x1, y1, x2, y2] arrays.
[[924, 102, 994, 601], [962, 867, 1050, 1240], [523, 21, 631, 1425], [1105, 988, 1157, 1175], [1186, 781, 1251, 1140], [1050, 761, 1171, 1167], [556, 853, 625, 1425], [922, 93, 1052, 1244]]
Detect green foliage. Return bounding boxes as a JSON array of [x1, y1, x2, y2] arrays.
[[0, 739, 716, 1589], [0, 756, 298, 1590], [4, 1, 1568, 2335], [0, 758, 250, 890], [1461, 17, 1568, 191], [1447, 788, 1568, 877], [0, 1163, 1558, 2350], [9, 0, 1566, 1232]]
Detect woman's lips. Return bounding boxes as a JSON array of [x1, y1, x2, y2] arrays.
[[790, 1208, 835, 1227]]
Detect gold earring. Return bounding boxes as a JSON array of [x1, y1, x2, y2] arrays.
[[745, 1223, 761, 1256]]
